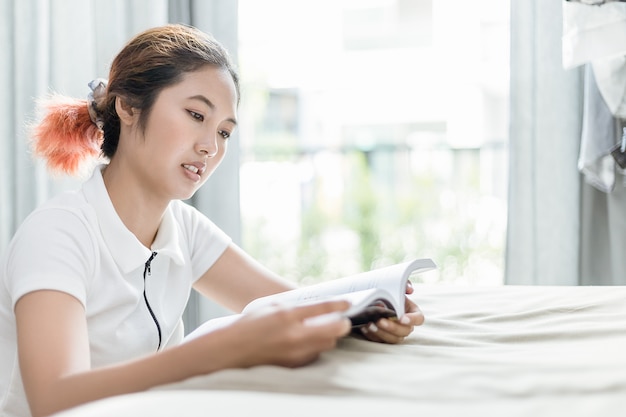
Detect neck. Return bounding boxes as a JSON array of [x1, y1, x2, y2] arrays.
[[101, 162, 168, 249]]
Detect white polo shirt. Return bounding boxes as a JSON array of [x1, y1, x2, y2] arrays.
[[0, 165, 231, 417]]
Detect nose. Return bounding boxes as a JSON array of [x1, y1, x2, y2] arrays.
[[196, 131, 219, 157]]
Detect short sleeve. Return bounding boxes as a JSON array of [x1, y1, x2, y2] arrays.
[[4, 208, 97, 309], [171, 201, 231, 282]]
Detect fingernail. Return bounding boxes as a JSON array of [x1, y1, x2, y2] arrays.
[[399, 316, 411, 325], [368, 323, 378, 333]]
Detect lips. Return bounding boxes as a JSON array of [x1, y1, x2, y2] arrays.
[[182, 163, 206, 176]]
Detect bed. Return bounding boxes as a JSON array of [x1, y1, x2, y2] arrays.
[[52, 285, 626, 416]]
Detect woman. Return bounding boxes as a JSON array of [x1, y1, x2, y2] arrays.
[[0, 24, 424, 417]]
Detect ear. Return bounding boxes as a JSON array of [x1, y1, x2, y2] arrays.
[[115, 96, 137, 126]]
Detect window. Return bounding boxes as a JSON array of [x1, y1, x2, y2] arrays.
[[342, 0, 433, 50], [237, 0, 510, 285]]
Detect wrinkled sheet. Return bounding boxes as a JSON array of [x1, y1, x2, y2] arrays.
[[54, 285, 626, 417]]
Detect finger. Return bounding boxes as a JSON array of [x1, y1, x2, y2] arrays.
[[292, 299, 351, 321], [378, 317, 414, 337], [402, 308, 424, 326], [405, 280, 414, 294], [360, 321, 404, 344], [404, 299, 425, 325], [304, 312, 351, 333], [360, 323, 386, 343], [410, 311, 425, 326], [291, 301, 352, 337]]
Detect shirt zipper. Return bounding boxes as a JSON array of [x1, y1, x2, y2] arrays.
[[143, 251, 162, 351]]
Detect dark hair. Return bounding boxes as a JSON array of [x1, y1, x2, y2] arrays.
[[99, 24, 240, 158], [30, 24, 239, 175]]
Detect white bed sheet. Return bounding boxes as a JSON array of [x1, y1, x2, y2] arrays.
[[53, 285, 626, 417]]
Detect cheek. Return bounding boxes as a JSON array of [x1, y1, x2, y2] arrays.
[[203, 146, 227, 177], [219, 140, 229, 155], [145, 106, 182, 139], [145, 122, 186, 155], [212, 151, 227, 170]]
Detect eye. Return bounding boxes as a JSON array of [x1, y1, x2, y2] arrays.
[[188, 110, 204, 122], [219, 130, 231, 140]]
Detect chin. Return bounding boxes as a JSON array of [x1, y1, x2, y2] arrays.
[[175, 177, 209, 201], [179, 190, 197, 201], [169, 185, 198, 202]]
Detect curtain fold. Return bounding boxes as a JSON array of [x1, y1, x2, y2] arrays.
[[580, 180, 626, 284], [0, 0, 16, 250], [0, 0, 170, 253], [505, 0, 584, 285]]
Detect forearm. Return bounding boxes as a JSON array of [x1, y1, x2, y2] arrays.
[[28, 332, 238, 417], [194, 243, 296, 312], [27, 301, 352, 417]]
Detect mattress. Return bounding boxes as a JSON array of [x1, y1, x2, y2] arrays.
[[52, 285, 626, 417]]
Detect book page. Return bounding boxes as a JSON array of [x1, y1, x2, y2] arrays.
[[184, 259, 435, 343], [243, 258, 435, 316], [183, 314, 241, 343], [184, 288, 396, 342]]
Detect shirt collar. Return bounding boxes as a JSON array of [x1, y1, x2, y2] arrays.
[[82, 165, 185, 274]]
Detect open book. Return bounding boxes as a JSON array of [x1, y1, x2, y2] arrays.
[[185, 258, 436, 341], [243, 258, 436, 326]]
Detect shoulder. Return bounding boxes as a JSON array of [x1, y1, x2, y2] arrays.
[[166, 200, 231, 276], [168, 199, 224, 236], [7, 188, 99, 272], [3, 190, 99, 307], [21, 189, 98, 238]]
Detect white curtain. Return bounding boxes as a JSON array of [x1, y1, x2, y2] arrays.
[[1, 0, 168, 250], [0, 0, 240, 329], [506, 0, 584, 285], [506, 0, 626, 285]]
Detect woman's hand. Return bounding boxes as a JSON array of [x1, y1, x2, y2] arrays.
[[210, 300, 352, 369], [359, 281, 424, 344]]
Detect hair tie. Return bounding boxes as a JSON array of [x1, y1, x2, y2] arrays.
[[87, 78, 108, 130]]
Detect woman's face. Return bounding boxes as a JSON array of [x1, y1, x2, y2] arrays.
[[123, 65, 238, 201]]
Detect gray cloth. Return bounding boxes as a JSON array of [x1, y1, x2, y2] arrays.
[[580, 177, 626, 284], [578, 64, 622, 192]]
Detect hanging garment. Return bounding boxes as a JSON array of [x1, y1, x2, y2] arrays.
[[562, 0, 626, 191], [562, 0, 626, 117], [579, 65, 623, 192]]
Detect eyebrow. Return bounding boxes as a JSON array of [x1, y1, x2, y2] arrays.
[[189, 94, 238, 125]]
